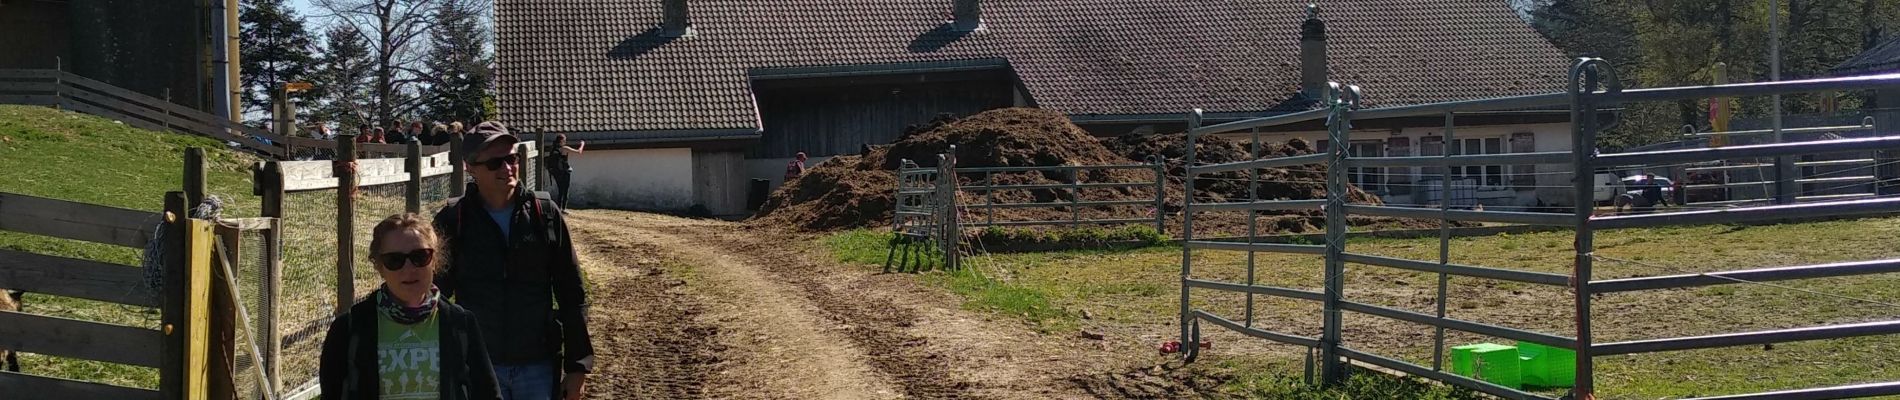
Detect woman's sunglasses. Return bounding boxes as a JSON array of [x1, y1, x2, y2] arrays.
[[474, 153, 520, 171], [374, 248, 437, 271]]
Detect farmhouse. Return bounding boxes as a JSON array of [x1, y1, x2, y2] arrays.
[[494, 0, 1578, 214]]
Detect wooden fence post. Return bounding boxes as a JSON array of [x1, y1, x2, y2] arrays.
[[184, 146, 234, 399], [1152, 156, 1167, 234], [256, 161, 285, 395], [533, 128, 548, 193], [52, 58, 63, 111], [184, 217, 214, 400], [159, 192, 188, 400], [450, 135, 465, 197], [407, 141, 422, 213], [185, 148, 206, 209], [335, 135, 358, 315]]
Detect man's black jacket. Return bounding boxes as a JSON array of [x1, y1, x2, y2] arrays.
[[433, 185, 594, 373]]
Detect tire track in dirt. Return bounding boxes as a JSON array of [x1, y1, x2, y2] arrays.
[[567, 220, 723, 399], [578, 211, 984, 399], [571, 211, 905, 400], [654, 228, 994, 399]]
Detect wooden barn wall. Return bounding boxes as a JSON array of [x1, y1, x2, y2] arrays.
[[752, 75, 1012, 159]]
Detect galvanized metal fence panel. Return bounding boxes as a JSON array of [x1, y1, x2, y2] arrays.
[[1178, 59, 1900, 399]]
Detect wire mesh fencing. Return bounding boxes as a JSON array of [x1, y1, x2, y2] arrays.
[[214, 223, 278, 400], [260, 144, 463, 399], [276, 184, 347, 394]]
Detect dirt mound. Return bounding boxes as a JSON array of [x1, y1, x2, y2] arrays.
[[756, 108, 1156, 231], [1100, 133, 1379, 205], [873, 108, 1128, 170], [751, 108, 1427, 234], [750, 154, 896, 232]]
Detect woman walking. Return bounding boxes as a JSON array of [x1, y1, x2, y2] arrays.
[[321, 213, 501, 399]]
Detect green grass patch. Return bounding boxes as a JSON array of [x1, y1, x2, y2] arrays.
[[973, 225, 1167, 249], [1218, 358, 1482, 399], [823, 229, 894, 265], [824, 228, 1077, 332], [921, 267, 1074, 332], [0, 104, 264, 389], [829, 215, 1900, 398]]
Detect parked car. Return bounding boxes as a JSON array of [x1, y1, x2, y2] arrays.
[[1592, 172, 1624, 204], [1620, 174, 1675, 202]]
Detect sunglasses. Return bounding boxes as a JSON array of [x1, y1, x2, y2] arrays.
[[374, 248, 437, 271], [473, 153, 520, 171]]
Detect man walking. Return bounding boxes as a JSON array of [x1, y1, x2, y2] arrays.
[[434, 121, 594, 400], [546, 134, 584, 209]]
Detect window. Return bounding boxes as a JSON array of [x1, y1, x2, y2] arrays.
[[1453, 137, 1507, 188]]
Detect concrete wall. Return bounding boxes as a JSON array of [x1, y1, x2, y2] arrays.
[[568, 147, 695, 211]]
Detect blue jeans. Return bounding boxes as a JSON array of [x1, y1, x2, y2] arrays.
[[494, 362, 558, 400]]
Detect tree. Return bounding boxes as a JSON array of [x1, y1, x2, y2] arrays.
[[311, 0, 476, 128], [421, 0, 493, 124], [1528, 0, 1900, 150], [239, 0, 320, 121], [310, 23, 376, 130]]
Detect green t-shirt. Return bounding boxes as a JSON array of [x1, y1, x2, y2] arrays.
[[377, 311, 442, 399]]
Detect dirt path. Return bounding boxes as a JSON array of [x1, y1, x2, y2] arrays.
[[564, 218, 722, 398], [567, 210, 1158, 399]]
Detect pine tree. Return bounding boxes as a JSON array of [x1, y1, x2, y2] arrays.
[[421, 0, 493, 124], [311, 23, 376, 130], [239, 0, 320, 121]]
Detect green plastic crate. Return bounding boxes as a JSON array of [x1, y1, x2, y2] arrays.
[[1517, 341, 1576, 387], [1450, 343, 1522, 389]]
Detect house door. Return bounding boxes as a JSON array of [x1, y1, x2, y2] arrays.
[[1348, 140, 1384, 193]]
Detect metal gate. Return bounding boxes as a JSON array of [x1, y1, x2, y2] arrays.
[[888, 149, 961, 272], [1178, 58, 1900, 399]]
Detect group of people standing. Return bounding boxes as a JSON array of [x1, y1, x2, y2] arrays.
[[330, 121, 467, 146], [320, 122, 591, 400], [310, 119, 587, 211]]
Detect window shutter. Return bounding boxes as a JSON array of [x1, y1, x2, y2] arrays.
[[1387, 137, 1414, 195], [1420, 136, 1443, 177], [1511, 132, 1536, 187], [1317, 139, 1331, 154]]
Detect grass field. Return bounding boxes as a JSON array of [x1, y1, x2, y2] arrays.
[[826, 216, 1900, 398], [0, 105, 264, 388]]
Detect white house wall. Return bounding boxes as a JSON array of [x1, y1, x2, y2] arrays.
[[1211, 122, 1578, 208], [567, 147, 696, 210]]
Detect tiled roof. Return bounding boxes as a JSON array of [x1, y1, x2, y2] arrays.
[[496, 0, 1572, 134], [1835, 35, 1900, 75]]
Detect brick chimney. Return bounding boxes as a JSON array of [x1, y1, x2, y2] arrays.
[[1300, 4, 1327, 100], [663, 0, 694, 38], [953, 0, 983, 31]]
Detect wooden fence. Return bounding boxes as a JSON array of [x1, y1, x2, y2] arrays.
[[0, 148, 278, 399], [0, 196, 230, 399], [0, 69, 446, 160]]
